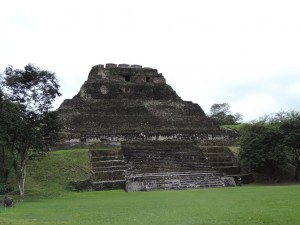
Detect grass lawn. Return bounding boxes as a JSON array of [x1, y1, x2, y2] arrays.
[[1, 149, 299, 225], [1, 184, 300, 225]]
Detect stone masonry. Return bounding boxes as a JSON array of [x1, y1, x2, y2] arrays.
[[58, 63, 240, 191], [87, 141, 226, 191], [123, 141, 225, 191], [58, 63, 236, 147]]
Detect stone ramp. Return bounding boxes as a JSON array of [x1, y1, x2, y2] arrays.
[[122, 141, 225, 191], [89, 149, 125, 190], [201, 146, 240, 175]]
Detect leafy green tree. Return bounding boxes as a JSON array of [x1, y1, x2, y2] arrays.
[[239, 122, 287, 180], [278, 112, 300, 180], [0, 141, 10, 182], [0, 64, 61, 197], [209, 103, 242, 125], [239, 111, 300, 181], [0, 87, 12, 189]]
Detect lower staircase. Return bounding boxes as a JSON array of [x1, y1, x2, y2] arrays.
[[201, 146, 240, 175], [89, 149, 125, 190], [122, 141, 225, 191], [201, 146, 253, 184]]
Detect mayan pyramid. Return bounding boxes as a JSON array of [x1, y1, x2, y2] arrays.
[[58, 63, 234, 146]]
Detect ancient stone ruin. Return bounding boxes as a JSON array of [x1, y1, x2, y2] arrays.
[[87, 142, 242, 191], [58, 63, 235, 146], [123, 141, 225, 191], [58, 63, 239, 191]]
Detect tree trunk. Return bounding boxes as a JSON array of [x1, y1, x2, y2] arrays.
[[17, 152, 27, 197], [294, 149, 300, 181], [0, 145, 5, 181], [296, 161, 300, 181]]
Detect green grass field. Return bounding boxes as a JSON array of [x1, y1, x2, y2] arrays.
[[1, 149, 299, 225], [1, 185, 300, 225]]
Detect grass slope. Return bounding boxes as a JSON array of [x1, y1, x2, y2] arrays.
[[24, 149, 90, 198]]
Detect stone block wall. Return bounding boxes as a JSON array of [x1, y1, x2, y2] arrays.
[[58, 98, 237, 147], [87, 63, 166, 86]]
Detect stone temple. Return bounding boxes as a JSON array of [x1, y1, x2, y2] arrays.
[[58, 63, 240, 191], [58, 63, 235, 145]]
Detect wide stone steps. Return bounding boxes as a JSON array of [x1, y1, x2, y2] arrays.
[[215, 166, 240, 174], [205, 156, 234, 161], [126, 167, 215, 174], [123, 141, 225, 191], [91, 156, 123, 161], [124, 158, 208, 162], [131, 172, 225, 191], [91, 180, 125, 191], [93, 166, 125, 171], [91, 170, 125, 180], [89, 149, 125, 190], [91, 160, 125, 169], [201, 146, 239, 175], [126, 171, 221, 178], [87, 143, 242, 192], [210, 162, 237, 167]]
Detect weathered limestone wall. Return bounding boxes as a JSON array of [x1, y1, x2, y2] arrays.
[[82, 63, 169, 101], [58, 98, 236, 147], [88, 63, 165, 85]]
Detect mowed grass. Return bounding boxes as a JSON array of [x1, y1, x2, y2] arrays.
[[1, 149, 300, 225], [1, 185, 300, 225]]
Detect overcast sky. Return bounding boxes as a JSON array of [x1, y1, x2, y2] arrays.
[[1, 0, 300, 121]]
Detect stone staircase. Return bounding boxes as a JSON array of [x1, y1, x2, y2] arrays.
[[122, 141, 225, 191], [89, 149, 125, 190], [200, 146, 240, 175]]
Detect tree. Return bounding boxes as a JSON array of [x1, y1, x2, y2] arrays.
[[209, 103, 243, 125], [0, 64, 61, 197], [278, 112, 300, 180], [239, 111, 300, 181], [0, 141, 11, 184], [239, 122, 288, 180], [0, 85, 12, 190]]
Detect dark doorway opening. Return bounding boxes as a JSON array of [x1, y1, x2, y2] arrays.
[[124, 75, 131, 82]]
